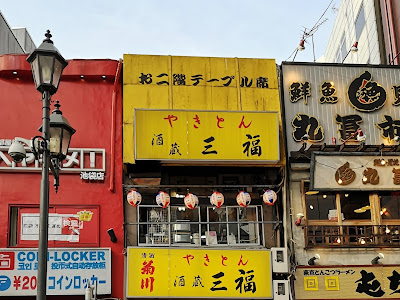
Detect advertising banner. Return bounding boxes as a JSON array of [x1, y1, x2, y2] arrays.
[[126, 247, 272, 298], [0, 248, 111, 296], [135, 109, 279, 162], [295, 265, 400, 299]]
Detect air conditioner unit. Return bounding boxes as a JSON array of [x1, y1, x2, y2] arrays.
[[273, 280, 289, 300], [271, 247, 289, 273]]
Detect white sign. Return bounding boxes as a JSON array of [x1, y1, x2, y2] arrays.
[[0, 147, 105, 173], [21, 213, 82, 242], [311, 152, 400, 191], [0, 248, 111, 296]]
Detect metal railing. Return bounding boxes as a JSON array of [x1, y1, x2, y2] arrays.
[[305, 224, 400, 248]]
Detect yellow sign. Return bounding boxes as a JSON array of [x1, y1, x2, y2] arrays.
[[126, 247, 272, 298], [295, 266, 400, 299], [123, 54, 283, 164], [135, 109, 279, 161]]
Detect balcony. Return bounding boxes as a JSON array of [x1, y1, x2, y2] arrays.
[[305, 225, 400, 248]]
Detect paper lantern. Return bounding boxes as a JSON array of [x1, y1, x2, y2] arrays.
[[156, 191, 170, 208], [210, 191, 224, 208], [127, 189, 142, 207], [184, 193, 199, 209], [263, 189, 277, 206], [236, 191, 251, 207]]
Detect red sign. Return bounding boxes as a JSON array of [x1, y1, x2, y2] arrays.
[[0, 252, 15, 270]]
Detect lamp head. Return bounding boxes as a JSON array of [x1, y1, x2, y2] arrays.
[[8, 141, 27, 163], [351, 41, 358, 53], [394, 136, 400, 143], [371, 253, 384, 265], [308, 254, 320, 265], [298, 39, 305, 51]]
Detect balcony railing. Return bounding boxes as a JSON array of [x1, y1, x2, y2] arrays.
[[305, 225, 400, 248]]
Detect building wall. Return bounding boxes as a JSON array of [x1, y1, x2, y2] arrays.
[[0, 54, 124, 299], [322, 0, 381, 64], [0, 12, 24, 55]]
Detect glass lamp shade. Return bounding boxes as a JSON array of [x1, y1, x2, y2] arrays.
[[27, 31, 68, 95], [39, 104, 75, 160]]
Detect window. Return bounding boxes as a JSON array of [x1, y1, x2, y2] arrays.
[[355, 5, 365, 41], [303, 181, 400, 247], [137, 205, 263, 247]]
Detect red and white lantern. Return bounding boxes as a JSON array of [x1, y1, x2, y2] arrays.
[[127, 189, 142, 207], [156, 191, 170, 208], [210, 191, 224, 208], [263, 189, 277, 206], [236, 191, 251, 207], [184, 193, 199, 209]]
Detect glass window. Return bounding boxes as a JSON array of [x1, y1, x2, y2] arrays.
[[340, 192, 370, 220], [380, 192, 400, 219], [355, 5, 365, 41], [304, 183, 336, 220], [137, 205, 263, 247]]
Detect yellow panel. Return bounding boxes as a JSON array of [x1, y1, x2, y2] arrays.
[[127, 247, 272, 298], [123, 54, 283, 164], [123, 124, 135, 163], [135, 110, 279, 162]]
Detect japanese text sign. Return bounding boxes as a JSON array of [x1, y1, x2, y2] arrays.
[[134, 109, 279, 162], [311, 152, 400, 191], [295, 265, 400, 299], [126, 247, 272, 298], [282, 63, 400, 153], [0, 248, 111, 296], [123, 55, 282, 164]]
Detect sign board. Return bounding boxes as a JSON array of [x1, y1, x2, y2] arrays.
[[126, 247, 272, 298], [0, 248, 111, 296], [123, 55, 282, 164], [282, 63, 400, 154], [295, 265, 400, 299], [0, 146, 105, 173], [17, 207, 99, 247], [311, 152, 400, 191], [135, 109, 279, 162]]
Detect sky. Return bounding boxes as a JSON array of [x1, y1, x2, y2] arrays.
[[1, 0, 339, 63]]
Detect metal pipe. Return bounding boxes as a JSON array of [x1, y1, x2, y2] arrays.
[[37, 90, 51, 300]]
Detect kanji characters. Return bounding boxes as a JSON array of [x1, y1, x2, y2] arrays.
[[173, 73, 186, 85], [355, 270, 385, 297], [256, 77, 268, 88], [362, 168, 379, 185], [141, 260, 155, 275], [289, 82, 311, 104], [152, 134, 163, 146], [393, 168, 400, 185], [242, 134, 262, 157], [141, 260, 155, 292], [388, 270, 400, 294], [292, 113, 324, 142], [376, 115, 400, 142], [156, 73, 169, 85], [202, 136, 218, 155], [169, 143, 181, 156], [348, 71, 387, 112], [174, 275, 185, 287], [235, 269, 256, 294], [335, 114, 363, 141], [320, 81, 338, 103], [192, 275, 204, 287], [139, 73, 152, 84], [210, 272, 227, 291]]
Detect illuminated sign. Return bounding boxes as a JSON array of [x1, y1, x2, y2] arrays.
[[126, 247, 272, 298], [135, 109, 279, 162]]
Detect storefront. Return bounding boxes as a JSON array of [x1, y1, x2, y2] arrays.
[[123, 54, 288, 299], [0, 54, 124, 299], [282, 62, 400, 299]]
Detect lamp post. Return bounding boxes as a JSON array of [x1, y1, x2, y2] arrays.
[[8, 30, 75, 300]]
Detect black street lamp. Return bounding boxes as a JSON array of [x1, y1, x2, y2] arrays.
[[8, 30, 75, 300]]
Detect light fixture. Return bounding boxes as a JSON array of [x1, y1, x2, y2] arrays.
[[323, 194, 327, 199], [381, 207, 388, 216], [27, 30, 68, 95], [338, 178, 343, 184], [13, 71, 18, 75], [309, 205, 314, 210], [360, 238, 366, 245], [371, 253, 384, 265], [305, 190, 319, 195], [80, 75, 84, 79], [394, 136, 400, 143], [298, 39, 305, 51], [107, 228, 117, 243], [362, 176, 368, 182], [335, 237, 341, 244], [308, 254, 320, 265], [102, 75, 106, 79], [345, 193, 349, 197], [356, 129, 366, 142], [381, 158, 386, 166], [385, 226, 391, 234], [342, 41, 359, 63]]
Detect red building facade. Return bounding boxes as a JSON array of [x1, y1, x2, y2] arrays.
[[0, 54, 124, 299]]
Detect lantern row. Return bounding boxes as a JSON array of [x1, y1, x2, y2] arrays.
[[127, 190, 277, 209]]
